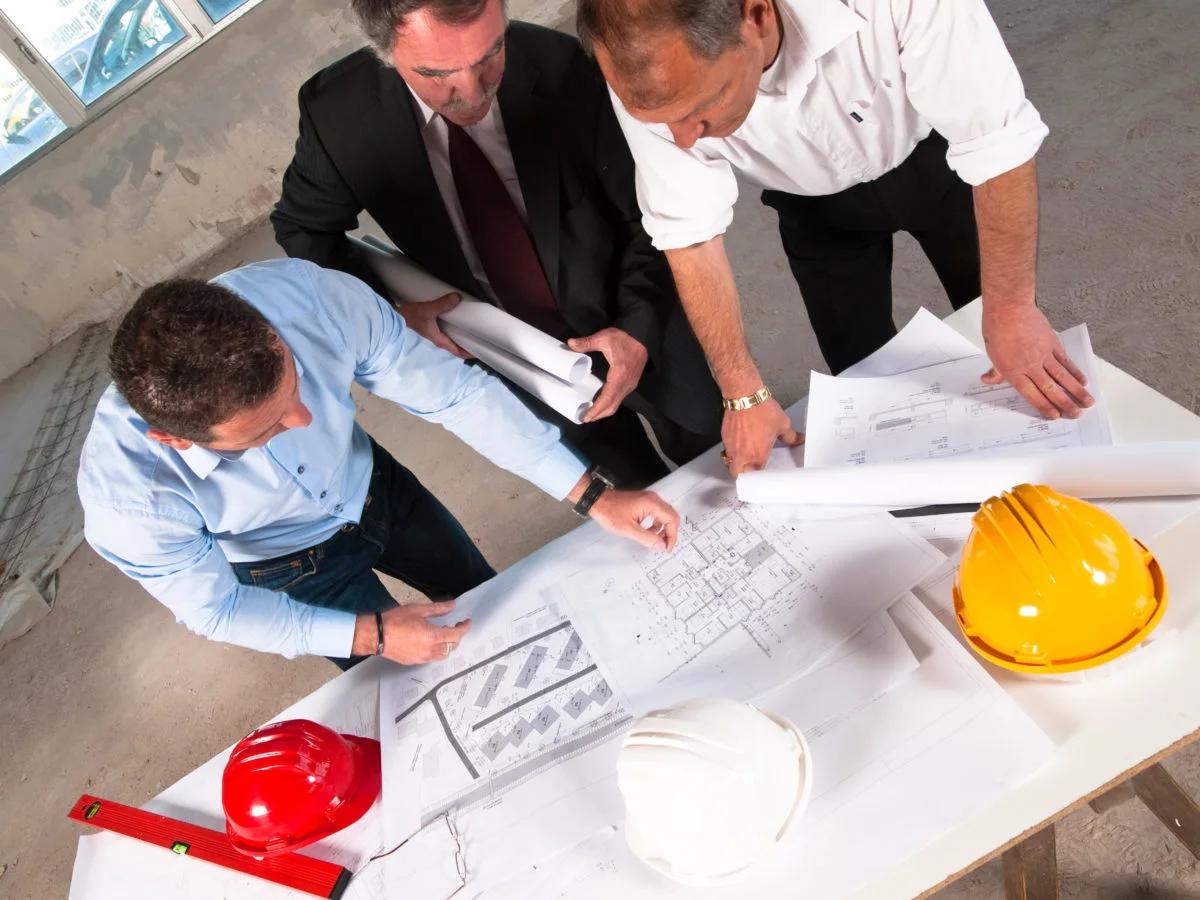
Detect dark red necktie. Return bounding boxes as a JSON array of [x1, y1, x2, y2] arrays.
[[446, 119, 567, 338]]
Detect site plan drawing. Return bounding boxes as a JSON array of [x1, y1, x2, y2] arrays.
[[803, 324, 1111, 468], [554, 488, 945, 713], [381, 602, 631, 830]]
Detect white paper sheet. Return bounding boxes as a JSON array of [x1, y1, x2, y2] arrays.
[[352, 236, 602, 423], [840, 307, 982, 377], [551, 468, 945, 713], [738, 440, 1200, 507], [493, 596, 1054, 900], [355, 237, 592, 381], [69, 662, 393, 900], [753, 307, 993, 512], [803, 324, 1110, 469], [442, 322, 602, 424]]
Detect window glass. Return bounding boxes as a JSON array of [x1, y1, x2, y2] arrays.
[[0, 53, 68, 175], [4, 0, 187, 104], [197, 0, 251, 23]]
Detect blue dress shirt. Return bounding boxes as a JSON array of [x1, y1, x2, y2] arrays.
[[78, 259, 587, 659]]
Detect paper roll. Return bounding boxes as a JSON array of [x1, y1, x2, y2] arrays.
[[736, 442, 1200, 507], [353, 236, 592, 384], [443, 323, 602, 425]]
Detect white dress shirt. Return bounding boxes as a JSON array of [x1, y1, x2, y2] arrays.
[[407, 87, 530, 302], [611, 0, 1050, 250]]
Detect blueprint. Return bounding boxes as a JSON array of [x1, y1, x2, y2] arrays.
[[552, 486, 945, 712], [491, 596, 1055, 900], [803, 324, 1111, 468], [382, 605, 630, 829]]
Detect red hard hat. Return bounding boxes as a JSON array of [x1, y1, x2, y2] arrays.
[[222, 719, 381, 858]]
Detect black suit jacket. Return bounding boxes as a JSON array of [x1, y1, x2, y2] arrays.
[[271, 22, 720, 436]]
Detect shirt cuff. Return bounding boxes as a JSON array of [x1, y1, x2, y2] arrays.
[[305, 606, 361, 659], [526, 444, 589, 501], [945, 99, 1049, 186]]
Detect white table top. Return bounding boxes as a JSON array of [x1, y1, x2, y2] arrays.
[[72, 301, 1200, 899], [863, 302, 1200, 899]]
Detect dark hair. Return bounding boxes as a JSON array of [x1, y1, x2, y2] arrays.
[[577, 0, 744, 75], [352, 0, 493, 61], [109, 279, 284, 442]]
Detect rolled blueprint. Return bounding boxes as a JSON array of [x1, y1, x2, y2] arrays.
[[353, 236, 593, 385], [443, 322, 603, 425], [736, 442, 1200, 507]]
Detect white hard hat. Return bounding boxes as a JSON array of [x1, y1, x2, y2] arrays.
[[617, 698, 812, 885]]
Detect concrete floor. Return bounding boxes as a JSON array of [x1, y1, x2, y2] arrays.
[[1, 0, 1199, 896]]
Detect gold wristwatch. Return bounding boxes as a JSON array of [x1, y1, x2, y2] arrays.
[[721, 386, 772, 412]]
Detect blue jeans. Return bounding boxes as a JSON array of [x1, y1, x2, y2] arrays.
[[232, 439, 496, 667]]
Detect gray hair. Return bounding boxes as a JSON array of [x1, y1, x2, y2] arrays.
[[352, 0, 494, 61], [577, 0, 744, 74]]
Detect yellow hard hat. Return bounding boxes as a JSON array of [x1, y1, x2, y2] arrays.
[[953, 484, 1167, 675]]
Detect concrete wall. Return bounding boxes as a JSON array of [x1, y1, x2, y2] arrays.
[[0, 0, 571, 383]]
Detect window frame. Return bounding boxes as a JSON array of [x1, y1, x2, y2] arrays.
[[0, 0, 266, 184]]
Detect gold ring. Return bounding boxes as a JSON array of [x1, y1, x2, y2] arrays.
[[444, 643, 455, 657]]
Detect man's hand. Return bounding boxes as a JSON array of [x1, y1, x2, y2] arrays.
[[396, 292, 471, 359], [721, 397, 804, 475], [568, 478, 680, 550], [567, 328, 649, 422], [981, 303, 1094, 419], [351, 600, 471, 664]]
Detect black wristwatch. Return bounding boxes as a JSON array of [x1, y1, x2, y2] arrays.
[[572, 465, 615, 518]]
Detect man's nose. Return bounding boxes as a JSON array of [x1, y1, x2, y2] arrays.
[[453, 71, 488, 108], [281, 399, 312, 431], [669, 120, 705, 149]]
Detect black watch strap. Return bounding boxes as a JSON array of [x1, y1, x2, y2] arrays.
[[573, 466, 615, 518], [374, 611, 385, 656]]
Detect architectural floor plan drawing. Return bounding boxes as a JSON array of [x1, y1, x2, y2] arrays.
[[555, 491, 945, 713], [383, 605, 631, 827], [804, 324, 1111, 468]]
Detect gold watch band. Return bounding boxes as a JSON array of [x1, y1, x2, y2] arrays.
[[722, 386, 772, 412]]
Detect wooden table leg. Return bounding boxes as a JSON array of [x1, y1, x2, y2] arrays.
[[1002, 824, 1058, 900], [1088, 779, 1136, 815], [1131, 763, 1200, 860]]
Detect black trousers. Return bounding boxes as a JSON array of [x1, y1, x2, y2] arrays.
[[762, 132, 981, 374], [232, 439, 495, 669]]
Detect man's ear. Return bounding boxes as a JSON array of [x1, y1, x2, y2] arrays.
[[146, 428, 194, 451], [743, 0, 775, 37]]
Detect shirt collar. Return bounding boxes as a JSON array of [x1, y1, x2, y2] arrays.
[[768, 0, 865, 93], [407, 83, 438, 131], [178, 444, 239, 479], [176, 355, 304, 480]]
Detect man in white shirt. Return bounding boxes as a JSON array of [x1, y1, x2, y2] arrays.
[[577, 0, 1096, 474]]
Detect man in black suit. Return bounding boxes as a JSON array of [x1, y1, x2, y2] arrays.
[[271, 0, 722, 488]]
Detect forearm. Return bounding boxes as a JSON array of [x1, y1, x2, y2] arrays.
[[973, 157, 1039, 311], [665, 237, 762, 396]]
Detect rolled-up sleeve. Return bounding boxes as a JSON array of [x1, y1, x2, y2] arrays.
[[893, 0, 1049, 186], [309, 264, 588, 499], [82, 501, 356, 659], [609, 88, 740, 251]]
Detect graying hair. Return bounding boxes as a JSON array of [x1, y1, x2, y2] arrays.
[[577, 0, 744, 72], [352, 0, 494, 62]]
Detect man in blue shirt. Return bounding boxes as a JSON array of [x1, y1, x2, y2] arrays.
[[78, 259, 678, 667]]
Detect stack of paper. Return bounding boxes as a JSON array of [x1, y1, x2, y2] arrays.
[[353, 236, 602, 424], [734, 310, 1161, 507]]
